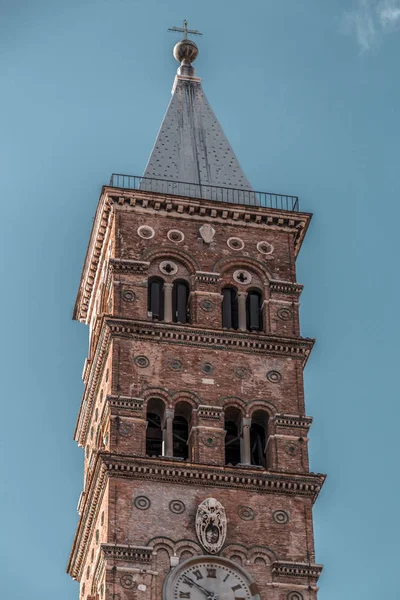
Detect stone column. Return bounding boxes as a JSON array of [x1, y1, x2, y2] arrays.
[[241, 417, 252, 465], [164, 283, 174, 323], [237, 292, 247, 331], [163, 408, 174, 457]]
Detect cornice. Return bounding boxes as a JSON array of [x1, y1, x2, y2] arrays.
[[103, 453, 325, 501], [67, 458, 108, 579], [73, 187, 311, 323], [272, 561, 323, 581], [269, 280, 303, 297]]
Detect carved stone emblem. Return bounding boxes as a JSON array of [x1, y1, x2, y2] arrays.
[[195, 497, 227, 554], [199, 224, 216, 243]]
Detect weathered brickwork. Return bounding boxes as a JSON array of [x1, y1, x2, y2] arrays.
[[68, 187, 324, 600]]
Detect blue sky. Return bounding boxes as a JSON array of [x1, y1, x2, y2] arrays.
[[1, 1, 399, 598]]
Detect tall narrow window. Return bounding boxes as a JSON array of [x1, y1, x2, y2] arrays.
[[173, 402, 192, 459], [224, 407, 242, 465], [246, 289, 262, 332], [148, 277, 165, 321], [222, 287, 239, 329], [250, 410, 268, 468], [172, 280, 190, 324], [146, 398, 165, 457]]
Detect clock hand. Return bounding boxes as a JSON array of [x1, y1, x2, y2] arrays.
[[182, 575, 215, 598]]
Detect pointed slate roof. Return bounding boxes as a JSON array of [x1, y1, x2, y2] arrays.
[[142, 38, 252, 199]]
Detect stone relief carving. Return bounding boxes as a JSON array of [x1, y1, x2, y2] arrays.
[[199, 224, 216, 243], [195, 497, 227, 554]]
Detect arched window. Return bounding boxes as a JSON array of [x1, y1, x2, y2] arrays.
[[173, 401, 192, 459], [148, 277, 164, 321], [222, 287, 239, 329], [246, 289, 263, 332], [146, 398, 165, 457], [250, 410, 269, 468], [172, 280, 190, 324], [224, 406, 242, 465]]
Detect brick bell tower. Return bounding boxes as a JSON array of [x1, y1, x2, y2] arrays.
[[68, 23, 325, 600]]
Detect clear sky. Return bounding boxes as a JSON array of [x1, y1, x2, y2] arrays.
[[1, 0, 399, 598]]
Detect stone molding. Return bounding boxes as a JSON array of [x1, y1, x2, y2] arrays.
[[107, 395, 144, 411], [194, 271, 221, 284], [196, 405, 224, 420], [271, 561, 323, 581], [109, 258, 150, 274]]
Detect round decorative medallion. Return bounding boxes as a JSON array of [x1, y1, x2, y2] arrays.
[[120, 574, 135, 589], [287, 593, 303, 600], [201, 362, 214, 375], [233, 269, 252, 285], [121, 289, 136, 302], [168, 358, 182, 372], [159, 260, 178, 275], [257, 241, 274, 255], [202, 435, 217, 447], [234, 366, 250, 380], [227, 237, 244, 251], [273, 510, 289, 524], [119, 422, 134, 438], [285, 442, 298, 456], [237, 505, 256, 521], [277, 307, 292, 321], [137, 225, 155, 239], [134, 355, 150, 368], [169, 500, 186, 514], [266, 370, 282, 383], [200, 298, 215, 312], [133, 496, 151, 510], [167, 229, 185, 243]]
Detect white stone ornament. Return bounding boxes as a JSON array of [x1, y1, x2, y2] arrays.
[[199, 224, 216, 243], [195, 497, 227, 554]]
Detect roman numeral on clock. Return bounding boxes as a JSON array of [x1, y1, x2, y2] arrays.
[[206, 567, 217, 578], [231, 584, 243, 592], [179, 593, 190, 598], [193, 569, 203, 580]]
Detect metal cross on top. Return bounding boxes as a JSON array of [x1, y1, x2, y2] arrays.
[[168, 19, 202, 40]]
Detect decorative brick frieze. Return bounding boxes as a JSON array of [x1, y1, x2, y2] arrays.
[[194, 271, 221, 284], [269, 280, 304, 296], [273, 415, 313, 430], [196, 405, 224, 420], [106, 395, 144, 411], [109, 258, 150, 274], [101, 544, 153, 564], [272, 561, 323, 581]]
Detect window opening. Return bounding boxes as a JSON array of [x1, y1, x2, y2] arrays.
[[148, 277, 164, 321], [222, 287, 239, 329]]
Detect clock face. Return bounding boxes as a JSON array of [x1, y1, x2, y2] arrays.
[[170, 557, 255, 600]]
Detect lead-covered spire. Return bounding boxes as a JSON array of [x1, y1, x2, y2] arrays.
[[142, 22, 253, 198]]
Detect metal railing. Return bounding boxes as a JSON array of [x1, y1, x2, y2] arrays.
[[109, 174, 299, 211]]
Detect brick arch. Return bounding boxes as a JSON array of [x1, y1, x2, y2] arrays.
[[142, 388, 172, 409], [142, 246, 200, 274], [221, 544, 247, 564], [219, 396, 247, 412], [148, 537, 203, 558], [170, 390, 202, 408], [248, 400, 278, 418], [175, 539, 203, 558], [248, 544, 278, 563], [212, 255, 273, 282]]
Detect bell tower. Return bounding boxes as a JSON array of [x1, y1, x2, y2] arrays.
[[68, 24, 325, 600]]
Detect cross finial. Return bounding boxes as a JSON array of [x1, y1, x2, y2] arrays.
[[168, 19, 202, 40]]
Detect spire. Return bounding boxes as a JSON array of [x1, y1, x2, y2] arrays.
[[142, 22, 253, 200]]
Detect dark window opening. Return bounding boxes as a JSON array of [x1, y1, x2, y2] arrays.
[[173, 401, 192, 460], [173, 280, 190, 324], [146, 398, 166, 457], [250, 410, 268, 468], [148, 277, 164, 321], [172, 416, 189, 459], [222, 287, 239, 329], [246, 290, 262, 332], [224, 406, 242, 465]]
